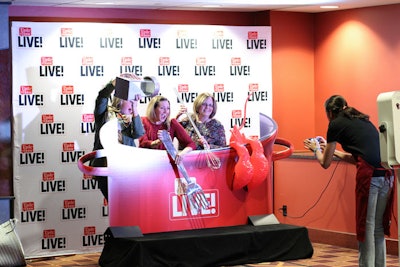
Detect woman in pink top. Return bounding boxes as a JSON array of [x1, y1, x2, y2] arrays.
[[139, 95, 196, 164]]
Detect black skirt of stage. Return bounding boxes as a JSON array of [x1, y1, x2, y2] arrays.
[[99, 224, 314, 267]]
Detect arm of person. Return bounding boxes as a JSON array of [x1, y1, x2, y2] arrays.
[[332, 149, 356, 164], [139, 132, 159, 148], [175, 105, 187, 120], [172, 119, 196, 150], [306, 139, 356, 168], [176, 146, 193, 164], [171, 119, 196, 164], [130, 95, 145, 139], [138, 117, 153, 148], [120, 115, 145, 140], [129, 115, 145, 139], [94, 80, 115, 116], [314, 141, 336, 169], [304, 138, 336, 169], [138, 117, 162, 149]]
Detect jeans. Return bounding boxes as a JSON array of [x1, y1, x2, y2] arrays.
[[359, 176, 393, 267]]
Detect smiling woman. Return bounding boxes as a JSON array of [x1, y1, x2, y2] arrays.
[[177, 92, 226, 150], [139, 95, 196, 165]]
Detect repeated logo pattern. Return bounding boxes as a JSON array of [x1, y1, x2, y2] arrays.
[[11, 21, 271, 258]]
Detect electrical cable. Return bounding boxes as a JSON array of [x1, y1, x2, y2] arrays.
[[281, 159, 341, 219], [281, 161, 399, 231]]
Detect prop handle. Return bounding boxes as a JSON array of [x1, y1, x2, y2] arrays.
[[159, 130, 192, 183], [77, 150, 110, 176], [272, 138, 294, 161], [173, 87, 204, 142]]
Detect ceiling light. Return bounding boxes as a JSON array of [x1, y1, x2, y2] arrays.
[[320, 5, 339, 9], [95, 2, 114, 5], [202, 5, 222, 8]]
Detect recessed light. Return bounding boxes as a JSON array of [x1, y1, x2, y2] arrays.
[[320, 5, 339, 9], [95, 2, 114, 5], [201, 5, 222, 8]]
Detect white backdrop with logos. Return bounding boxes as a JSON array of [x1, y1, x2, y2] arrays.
[[11, 21, 272, 258]]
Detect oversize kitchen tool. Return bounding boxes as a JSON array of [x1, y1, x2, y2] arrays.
[[160, 130, 209, 210]]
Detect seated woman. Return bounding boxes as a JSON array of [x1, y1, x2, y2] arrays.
[[139, 95, 196, 165], [177, 92, 226, 150]]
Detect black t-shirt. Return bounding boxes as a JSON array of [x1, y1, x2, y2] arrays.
[[326, 113, 381, 168]]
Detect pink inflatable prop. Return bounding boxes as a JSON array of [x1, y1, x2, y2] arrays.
[[78, 113, 293, 234]]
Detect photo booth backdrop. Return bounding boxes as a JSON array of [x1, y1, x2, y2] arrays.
[[11, 21, 272, 258]]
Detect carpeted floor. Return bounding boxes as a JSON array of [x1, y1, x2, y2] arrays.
[[25, 242, 399, 267]]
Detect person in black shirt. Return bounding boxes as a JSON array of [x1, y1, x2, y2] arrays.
[[303, 95, 394, 267]]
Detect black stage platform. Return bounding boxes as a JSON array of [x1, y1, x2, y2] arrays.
[[99, 223, 314, 267]]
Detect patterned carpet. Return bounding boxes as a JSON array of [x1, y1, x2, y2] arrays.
[[24, 242, 399, 267]]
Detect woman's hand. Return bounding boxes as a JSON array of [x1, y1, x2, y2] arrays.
[[199, 136, 210, 149], [303, 138, 320, 153], [151, 139, 161, 148], [175, 152, 184, 165], [131, 94, 141, 117], [176, 105, 187, 119], [175, 147, 193, 165]]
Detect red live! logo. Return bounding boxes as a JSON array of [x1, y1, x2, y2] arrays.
[[231, 110, 242, 119], [196, 57, 206, 66], [20, 85, 32, 94], [62, 85, 74, 94], [43, 229, 56, 239], [42, 114, 54, 123], [42, 172, 55, 181], [249, 83, 259, 92], [22, 201, 35, 211], [214, 84, 224, 92], [82, 57, 93, 65], [140, 29, 151, 38], [84, 226, 96, 236], [178, 84, 189, 93], [41, 57, 53, 66], [19, 27, 32, 36], [159, 57, 170, 65], [21, 144, 34, 153], [82, 114, 94, 123], [248, 31, 258, 39], [63, 142, 75, 151], [121, 57, 133, 65], [231, 57, 241, 66], [61, 28, 73, 36], [64, 199, 76, 209]]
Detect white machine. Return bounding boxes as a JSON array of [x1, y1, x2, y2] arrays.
[[377, 91, 400, 258]]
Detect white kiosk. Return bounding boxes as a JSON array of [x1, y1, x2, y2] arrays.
[[377, 91, 400, 260]]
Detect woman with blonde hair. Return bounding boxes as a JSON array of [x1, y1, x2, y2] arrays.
[[177, 92, 226, 150], [91, 73, 145, 200], [139, 95, 196, 165]]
